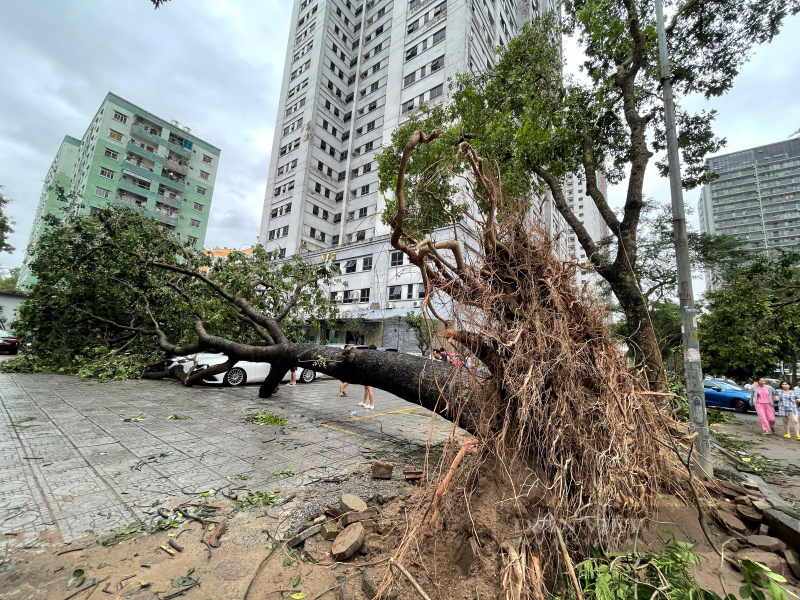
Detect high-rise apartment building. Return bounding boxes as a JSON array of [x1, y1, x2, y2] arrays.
[[259, 0, 557, 257], [18, 135, 81, 286], [699, 138, 800, 253], [564, 172, 609, 290], [257, 0, 568, 348], [19, 92, 221, 289]]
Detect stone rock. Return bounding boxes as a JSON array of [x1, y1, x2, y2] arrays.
[[760, 524, 771, 536], [340, 494, 368, 514], [736, 495, 753, 506], [287, 524, 321, 549], [362, 567, 397, 600], [338, 576, 367, 600], [726, 539, 742, 552], [332, 522, 365, 561], [313, 515, 326, 524], [372, 460, 393, 479], [321, 522, 339, 541], [737, 505, 763, 525], [753, 499, 772, 513], [715, 480, 749, 498], [304, 536, 334, 565], [747, 535, 783, 553], [737, 549, 787, 577], [716, 511, 748, 535], [742, 480, 760, 491], [784, 549, 800, 579], [342, 510, 378, 526], [763, 508, 800, 553], [457, 536, 481, 575]]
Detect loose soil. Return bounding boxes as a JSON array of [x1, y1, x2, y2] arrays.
[[2, 469, 799, 600]]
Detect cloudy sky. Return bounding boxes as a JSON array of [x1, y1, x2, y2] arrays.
[[1, 1, 799, 281]]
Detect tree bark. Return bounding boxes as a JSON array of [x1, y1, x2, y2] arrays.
[[612, 276, 667, 391]]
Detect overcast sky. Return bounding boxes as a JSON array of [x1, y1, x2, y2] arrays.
[[1, 1, 798, 282]]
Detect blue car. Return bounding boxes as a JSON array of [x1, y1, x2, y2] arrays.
[[702, 378, 752, 413]]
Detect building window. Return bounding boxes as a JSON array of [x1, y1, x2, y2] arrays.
[[190, 218, 201, 228], [330, 291, 339, 303], [104, 148, 119, 160], [355, 230, 366, 241], [433, 28, 446, 44], [404, 72, 416, 87], [94, 186, 110, 199], [390, 251, 404, 266], [332, 234, 340, 245], [430, 84, 444, 99], [360, 288, 370, 303], [358, 207, 368, 218], [431, 56, 444, 72], [194, 202, 204, 211], [334, 213, 342, 223], [99, 167, 115, 179], [109, 129, 123, 142], [402, 99, 415, 113], [417, 283, 426, 298], [197, 186, 207, 196], [361, 184, 370, 195], [362, 256, 372, 270], [202, 154, 213, 164], [345, 259, 357, 273], [343, 290, 354, 304], [199, 170, 210, 180], [187, 236, 198, 246], [113, 111, 128, 124], [388, 285, 402, 300]]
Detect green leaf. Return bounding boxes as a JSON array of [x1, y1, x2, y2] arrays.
[[67, 569, 86, 588], [292, 574, 301, 587], [283, 556, 293, 567]]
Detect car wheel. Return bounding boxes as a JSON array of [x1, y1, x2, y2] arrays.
[[224, 367, 247, 387], [734, 398, 749, 414], [11, 347, 18, 355], [299, 368, 315, 384]]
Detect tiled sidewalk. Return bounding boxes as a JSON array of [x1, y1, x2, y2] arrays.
[[0, 374, 456, 547]]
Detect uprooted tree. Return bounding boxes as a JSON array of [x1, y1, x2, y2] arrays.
[[377, 2, 798, 391]]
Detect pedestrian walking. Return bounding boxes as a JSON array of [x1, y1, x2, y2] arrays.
[[359, 345, 377, 409], [751, 377, 777, 434], [339, 343, 352, 397], [775, 381, 800, 440]]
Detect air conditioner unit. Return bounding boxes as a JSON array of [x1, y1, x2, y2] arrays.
[[385, 302, 395, 309], [412, 300, 423, 308]]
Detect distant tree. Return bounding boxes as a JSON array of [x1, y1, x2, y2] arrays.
[[0, 187, 14, 254], [403, 311, 432, 354], [0, 268, 19, 293], [700, 251, 800, 382]]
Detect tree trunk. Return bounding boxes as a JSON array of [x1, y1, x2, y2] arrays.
[[192, 338, 482, 432], [614, 278, 667, 391]]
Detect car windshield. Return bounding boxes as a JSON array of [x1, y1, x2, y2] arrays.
[[0, 330, 13, 337], [711, 380, 745, 390]]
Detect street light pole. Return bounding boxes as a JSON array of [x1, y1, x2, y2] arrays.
[[653, 0, 713, 477]]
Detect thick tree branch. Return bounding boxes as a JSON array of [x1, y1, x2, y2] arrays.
[[274, 278, 318, 322]]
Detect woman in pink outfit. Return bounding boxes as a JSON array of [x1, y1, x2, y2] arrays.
[[750, 377, 777, 434]]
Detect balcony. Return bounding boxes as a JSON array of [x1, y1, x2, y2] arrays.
[[165, 158, 189, 176], [157, 194, 183, 209], [166, 138, 192, 159], [130, 123, 164, 147], [148, 210, 179, 226], [127, 140, 164, 164], [118, 178, 153, 199]]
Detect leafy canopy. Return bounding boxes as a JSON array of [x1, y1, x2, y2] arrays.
[[5, 207, 338, 379]]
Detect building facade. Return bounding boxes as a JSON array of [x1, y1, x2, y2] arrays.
[[699, 138, 800, 256], [258, 0, 558, 258], [19, 92, 221, 289], [18, 135, 81, 287]]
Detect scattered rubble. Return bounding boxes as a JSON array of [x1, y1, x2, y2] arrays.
[[372, 460, 394, 479], [340, 493, 368, 513]]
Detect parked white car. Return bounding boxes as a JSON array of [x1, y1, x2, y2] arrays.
[[166, 352, 316, 387]]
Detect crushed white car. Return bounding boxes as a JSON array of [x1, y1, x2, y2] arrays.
[[166, 352, 316, 387]]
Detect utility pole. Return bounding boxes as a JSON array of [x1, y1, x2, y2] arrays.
[[653, 0, 713, 478]]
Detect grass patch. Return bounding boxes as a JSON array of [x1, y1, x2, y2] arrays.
[[245, 412, 287, 426]]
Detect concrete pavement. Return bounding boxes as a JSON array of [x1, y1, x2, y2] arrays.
[[0, 374, 457, 549]]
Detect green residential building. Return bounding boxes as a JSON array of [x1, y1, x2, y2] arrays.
[[19, 92, 221, 289], [18, 135, 81, 288]]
